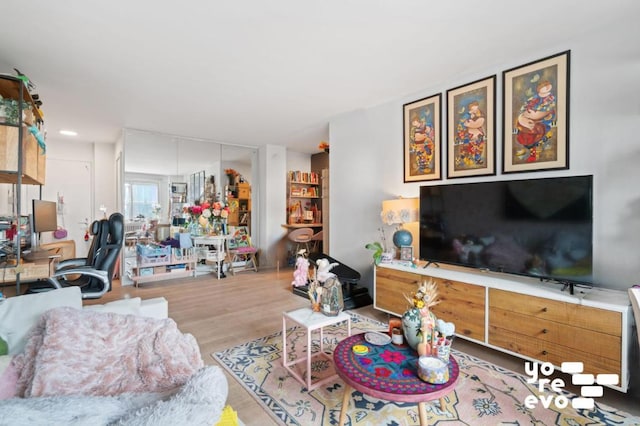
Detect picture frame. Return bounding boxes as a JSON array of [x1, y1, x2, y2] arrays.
[[171, 182, 187, 194], [400, 245, 413, 261], [502, 51, 570, 173], [228, 226, 250, 249], [446, 75, 496, 178], [403, 93, 442, 182]]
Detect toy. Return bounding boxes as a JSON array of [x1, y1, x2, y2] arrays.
[[315, 258, 338, 283], [291, 250, 310, 287]]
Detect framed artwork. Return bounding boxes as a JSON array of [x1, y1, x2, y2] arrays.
[[446, 75, 496, 178], [502, 51, 570, 173], [403, 93, 442, 182], [228, 226, 250, 249], [400, 246, 413, 261], [171, 182, 187, 194]]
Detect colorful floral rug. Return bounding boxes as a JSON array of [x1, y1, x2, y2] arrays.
[[212, 312, 640, 426]]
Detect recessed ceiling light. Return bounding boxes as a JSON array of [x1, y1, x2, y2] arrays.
[[59, 130, 78, 136]]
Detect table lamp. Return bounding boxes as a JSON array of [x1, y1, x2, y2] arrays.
[[381, 197, 419, 255]]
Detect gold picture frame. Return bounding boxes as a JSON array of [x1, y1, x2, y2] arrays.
[[446, 75, 496, 178], [502, 51, 570, 173], [403, 93, 442, 182]]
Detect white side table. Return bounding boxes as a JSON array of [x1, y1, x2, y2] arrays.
[[192, 235, 231, 279], [282, 307, 351, 391]]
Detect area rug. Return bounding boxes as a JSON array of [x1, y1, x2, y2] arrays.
[[212, 311, 640, 426]]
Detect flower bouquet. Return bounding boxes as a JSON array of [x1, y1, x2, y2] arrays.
[[401, 279, 440, 354], [184, 201, 230, 235], [225, 168, 239, 186]]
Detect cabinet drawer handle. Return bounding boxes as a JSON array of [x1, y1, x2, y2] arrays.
[[542, 307, 548, 312], [542, 328, 548, 334], [542, 350, 548, 355]]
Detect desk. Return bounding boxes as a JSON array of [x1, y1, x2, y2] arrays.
[[281, 223, 323, 229], [192, 235, 231, 279], [282, 307, 351, 391], [0, 250, 61, 294], [333, 333, 459, 426]]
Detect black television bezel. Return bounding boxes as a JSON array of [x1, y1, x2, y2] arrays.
[[419, 175, 594, 287]]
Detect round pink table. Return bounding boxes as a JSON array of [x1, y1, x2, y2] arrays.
[[333, 333, 459, 426]]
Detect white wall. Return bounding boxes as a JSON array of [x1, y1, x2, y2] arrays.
[[329, 15, 640, 292], [93, 143, 116, 219], [258, 144, 287, 269]]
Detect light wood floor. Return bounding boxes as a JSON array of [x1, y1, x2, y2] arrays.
[[5, 269, 639, 424]]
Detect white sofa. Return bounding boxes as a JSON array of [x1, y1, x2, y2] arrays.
[[0, 287, 169, 356], [0, 287, 229, 426]]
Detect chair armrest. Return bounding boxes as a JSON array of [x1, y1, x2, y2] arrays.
[[48, 268, 110, 299], [55, 258, 87, 270]]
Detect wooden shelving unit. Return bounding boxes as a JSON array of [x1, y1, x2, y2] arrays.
[[227, 182, 251, 232], [0, 76, 45, 185], [0, 74, 46, 293], [129, 247, 197, 286], [287, 170, 321, 226]]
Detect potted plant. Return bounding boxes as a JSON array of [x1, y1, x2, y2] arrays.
[[365, 241, 384, 265], [365, 228, 393, 265]]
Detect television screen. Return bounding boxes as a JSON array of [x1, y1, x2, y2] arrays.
[[32, 199, 58, 233], [420, 175, 593, 285]]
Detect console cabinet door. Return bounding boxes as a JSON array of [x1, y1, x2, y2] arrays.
[[374, 267, 420, 316], [375, 266, 486, 342], [489, 288, 622, 376], [431, 278, 485, 342]]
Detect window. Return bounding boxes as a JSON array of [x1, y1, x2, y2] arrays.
[[124, 182, 159, 220]]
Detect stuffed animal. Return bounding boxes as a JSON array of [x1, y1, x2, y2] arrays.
[[292, 253, 310, 287], [315, 258, 338, 283]]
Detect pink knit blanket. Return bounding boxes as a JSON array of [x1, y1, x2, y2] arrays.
[[11, 307, 203, 398]]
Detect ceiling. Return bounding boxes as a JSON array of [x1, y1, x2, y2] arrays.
[[0, 1, 635, 154]]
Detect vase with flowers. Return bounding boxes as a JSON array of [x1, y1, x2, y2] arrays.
[[224, 168, 239, 186], [184, 204, 204, 236], [318, 141, 330, 153], [199, 201, 230, 235], [402, 279, 440, 354]]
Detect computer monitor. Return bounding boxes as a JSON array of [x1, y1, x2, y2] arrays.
[[29, 199, 58, 254], [32, 199, 58, 233]]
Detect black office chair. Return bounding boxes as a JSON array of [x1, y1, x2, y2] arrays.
[[42, 213, 124, 299], [54, 218, 110, 272]]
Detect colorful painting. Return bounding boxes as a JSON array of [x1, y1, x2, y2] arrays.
[[227, 225, 250, 249], [446, 76, 496, 178], [403, 93, 441, 182], [503, 51, 570, 173]]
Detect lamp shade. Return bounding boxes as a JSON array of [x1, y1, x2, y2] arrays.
[[381, 197, 419, 250], [381, 198, 419, 225]]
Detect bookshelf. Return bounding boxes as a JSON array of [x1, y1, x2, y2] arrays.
[[227, 182, 251, 232], [287, 170, 321, 225]]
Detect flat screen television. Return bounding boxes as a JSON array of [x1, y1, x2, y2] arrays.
[[420, 175, 593, 287], [32, 199, 58, 233]]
